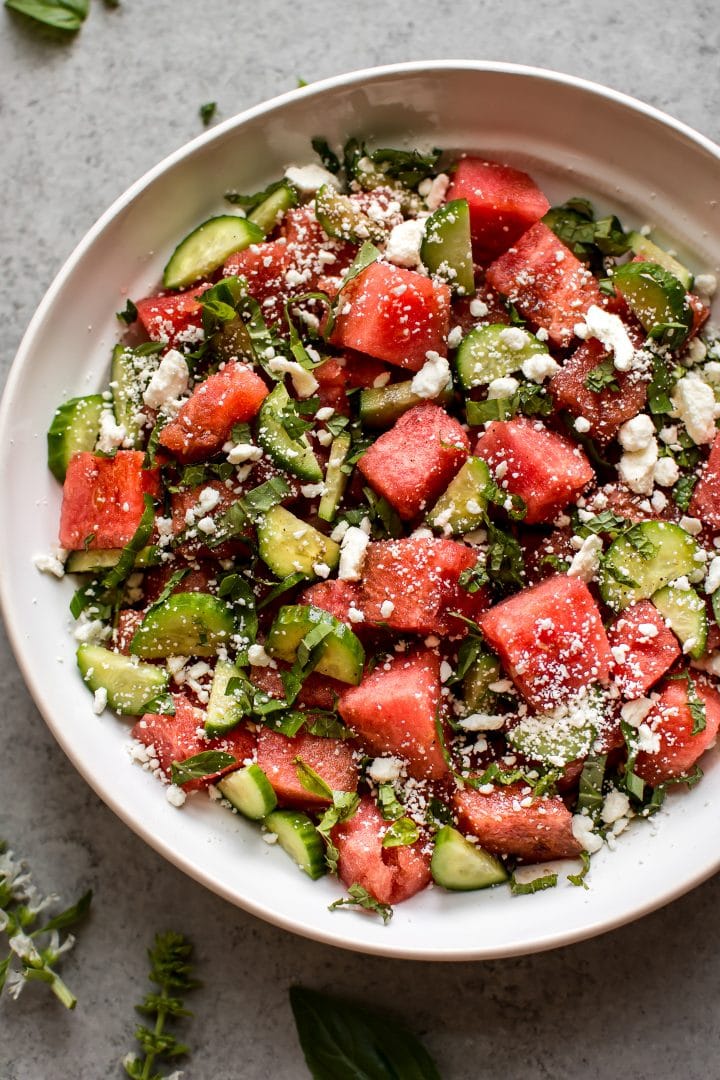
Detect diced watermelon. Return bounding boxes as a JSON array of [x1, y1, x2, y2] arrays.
[[135, 286, 206, 346], [114, 609, 144, 654], [256, 728, 358, 807], [452, 279, 511, 335], [445, 157, 550, 261], [359, 403, 469, 520], [223, 239, 290, 326], [132, 694, 255, 790], [338, 647, 447, 780], [479, 575, 612, 710], [331, 796, 431, 904], [522, 528, 576, 587], [59, 450, 160, 550], [486, 222, 604, 347], [282, 205, 357, 287], [249, 664, 346, 712], [474, 418, 594, 525], [300, 579, 365, 629], [143, 563, 218, 605], [169, 479, 248, 560], [360, 537, 490, 635], [634, 676, 720, 785], [689, 433, 720, 528], [159, 361, 268, 463], [549, 335, 649, 442], [607, 600, 681, 698], [454, 784, 582, 862], [329, 261, 450, 371]]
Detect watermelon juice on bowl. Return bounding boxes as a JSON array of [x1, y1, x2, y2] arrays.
[[3, 63, 720, 959]]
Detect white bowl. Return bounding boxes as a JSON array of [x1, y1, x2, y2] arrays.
[[2, 61, 719, 960]]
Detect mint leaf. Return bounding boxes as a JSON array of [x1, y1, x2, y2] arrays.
[[6, 0, 88, 31], [170, 751, 236, 786], [509, 871, 558, 895], [382, 817, 419, 848], [328, 884, 393, 924]]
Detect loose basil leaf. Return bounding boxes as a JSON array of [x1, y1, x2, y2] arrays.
[[6, 0, 88, 31], [567, 851, 592, 889], [116, 298, 138, 325], [376, 783, 404, 821], [687, 675, 707, 735], [294, 757, 333, 801], [289, 986, 440, 1080], [199, 101, 217, 126], [316, 791, 360, 838], [370, 146, 441, 188], [673, 474, 697, 513], [647, 350, 678, 415], [336, 241, 382, 295], [217, 573, 257, 663], [576, 754, 607, 820], [382, 817, 419, 848], [584, 359, 620, 394], [509, 871, 558, 895], [170, 751, 236, 786], [306, 713, 351, 740], [328, 884, 394, 925], [311, 137, 341, 174], [139, 691, 176, 716], [208, 476, 290, 546], [257, 571, 307, 611], [225, 178, 288, 212]]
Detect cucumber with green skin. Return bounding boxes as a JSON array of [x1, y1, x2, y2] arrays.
[[218, 764, 277, 820], [463, 650, 502, 713], [257, 383, 322, 482], [426, 457, 491, 535], [318, 434, 351, 523], [265, 604, 365, 685], [257, 505, 340, 580], [599, 521, 702, 611], [421, 199, 474, 295], [430, 826, 508, 891], [248, 180, 298, 235], [652, 584, 707, 659], [65, 546, 159, 574], [264, 809, 327, 879], [359, 378, 453, 428], [612, 260, 692, 349], [315, 184, 387, 244], [163, 215, 264, 289], [110, 345, 146, 447], [47, 395, 104, 482], [204, 658, 245, 736], [77, 643, 170, 715], [627, 233, 693, 290], [130, 592, 235, 659], [455, 324, 549, 390]]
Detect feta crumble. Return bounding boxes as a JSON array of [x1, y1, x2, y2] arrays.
[[338, 526, 370, 581], [410, 351, 451, 399]]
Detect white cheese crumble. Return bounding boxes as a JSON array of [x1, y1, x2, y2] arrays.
[[384, 218, 426, 269], [521, 351, 559, 383], [447, 325, 463, 350], [423, 172, 450, 210], [313, 562, 331, 579], [165, 784, 187, 808], [578, 305, 635, 371], [469, 298, 489, 318], [705, 556, 720, 594], [92, 687, 108, 715], [671, 371, 719, 445], [338, 526, 370, 581], [267, 357, 319, 398], [601, 790, 631, 825], [567, 534, 603, 582], [498, 326, 530, 351], [458, 713, 506, 731], [618, 439, 658, 495], [300, 482, 325, 499], [571, 813, 604, 854], [618, 414, 655, 452], [97, 410, 127, 453], [142, 349, 189, 412], [487, 376, 519, 400], [439, 660, 453, 684], [366, 756, 405, 783], [284, 163, 342, 194], [410, 351, 450, 399], [380, 600, 395, 619], [620, 696, 655, 727], [694, 273, 717, 301], [33, 550, 66, 578], [679, 515, 703, 536], [653, 456, 679, 487], [226, 442, 263, 465], [574, 416, 591, 434], [247, 644, 273, 667]]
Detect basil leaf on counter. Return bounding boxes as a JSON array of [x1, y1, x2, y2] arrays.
[[6, 0, 88, 31]]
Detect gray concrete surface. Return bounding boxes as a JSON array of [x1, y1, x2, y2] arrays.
[[1, 2, 720, 1077]]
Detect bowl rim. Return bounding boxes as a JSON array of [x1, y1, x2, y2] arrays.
[[2, 59, 720, 961]]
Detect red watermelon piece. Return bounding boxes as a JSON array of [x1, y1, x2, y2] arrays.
[[689, 433, 720, 528], [249, 664, 346, 712], [634, 676, 720, 786], [479, 574, 612, 710], [282, 205, 357, 287], [135, 286, 206, 346], [454, 784, 582, 861], [256, 728, 358, 807], [486, 222, 604, 347], [474, 418, 594, 525], [159, 360, 268, 463], [446, 157, 550, 261], [338, 647, 447, 780], [114, 609, 144, 655], [169, 479, 248, 561], [607, 600, 681, 698], [329, 260, 450, 371], [331, 796, 431, 904], [223, 239, 290, 326], [300, 579, 365, 629], [358, 403, 469, 520], [59, 450, 160, 550]]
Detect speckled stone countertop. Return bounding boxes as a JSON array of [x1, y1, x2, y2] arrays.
[[2, 3, 720, 1077]]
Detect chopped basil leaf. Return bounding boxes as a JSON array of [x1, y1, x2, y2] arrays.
[[325, 413, 350, 437], [686, 676, 707, 735], [336, 241, 382, 294], [225, 179, 288, 212], [256, 571, 306, 610], [647, 350, 678, 415], [311, 136, 341, 174], [170, 750, 236, 786], [625, 529, 657, 559], [208, 476, 290, 546], [543, 198, 629, 267], [316, 791, 360, 838], [328, 883, 393, 924], [6, 0, 88, 31], [116, 298, 138, 325], [584, 359, 620, 394], [567, 851, 592, 889], [376, 783, 404, 821], [306, 713, 351, 740], [509, 871, 558, 895], [370, 145, 441, 188], [576, 754, 607, 820], [199, 101, 217, 126], [673, 472, 698, 513], [573, 508, 628, 539], [139, 691, 176, 716], [362, 487, 403, 539], [382, 817, 419, 848], [458, 560, 489, 593], [294, 757, 333, 801], [426, 797, 453, 828], [70, 494, 155, 619]]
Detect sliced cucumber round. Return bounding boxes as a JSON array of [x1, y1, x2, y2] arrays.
[[652, 584, 708, 659], [359, 378, 453, 428], [130, 592, 235, 659], [315, 184, 386, 244], [599, 521, 702, 611], [163, 215, 264, 289], [455, 324, 549, 390], [430, 826, 508, 891], [110, 345, 146, 448], [218, 763, 277, 820], [421, 198, 475, 295], [66, 546, 158, 574], [265, 604, 365, 685], [612, 261, 692, 349], [77, 643, 170, 715], [47, 395, 104, 482], [264, 809, 327, 879], [257, 382, 322, 482], [426, 457, 491, 535], [463, 650, 502, 713], [204, 658, 245, 736], [318, 433, 351, 523], [257, 505, 340, 580], [248, 180, 298, 235], [627, 232, 693, 291]]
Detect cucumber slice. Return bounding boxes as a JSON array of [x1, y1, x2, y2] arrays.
[[652, 584, 708, 659], [612, 261, 692, 349], [359, 378, 453, 428], [204, 658, 245, 736], [77, 643, 170, 715], [463, 650, 502, 713], [163, 215, 264, 289], [599, 521, 701, 611], [218, 763, 277, 819], [430, 826, 508, 891], [65, 546, 158, 574], [426, 457, 491, 535], [265, 604, 365, 685], [210, 317, 254, 365], [315, 184, 387, 244], [420, 199, 474, 295], [318, 434, 351, 523], [257, 505, 340, 580], [257, 383, 322, 482], [130, 592, 235, 659], [110, 345, 146, 447], [248, 180, 298, 235], [455, 324, 549, 390], [47, 395, 104, 482], [264, 809, 326, 879], [628, 232, 693, 291], [508, 711, 598, 767]]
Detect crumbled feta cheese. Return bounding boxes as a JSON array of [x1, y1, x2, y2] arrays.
[[439, 660, 453, 684], [458, 713, 505, 731], [196, 516, 216, 535], [300, 482, 325, 499], [671, 371, 719, 445], [636, 723, 661, 754], [248, 644, 273, 667], [142, 349, 189, 412], [384, 218, 426, 269], [469, 298, 489, 318], [347, 605, 365, 624], [330, 520, 350, 543], [580, 305, 635, 371], [618, 414, 655, 452], [574, 416, 591, 434], [74, 615, 111, 645], [424, 173, 450, 210], [338, 526, 370, 581], [498, 326, 530, 351], [705, 555, 720, 594], [226, 442, 263, 465], [618, 439, 658, 495], [601, 789, 631, 825], [410, 351, 450, 399], [366, 756, 405, 783], [33, 551, 66, 578], [694, 273, 717, 301], [284, 163, 342, 194], [653, 456, 679, 487], [571, 813, 604, 853], [92, 687, 108, 715], [316, 429, 333, 446], [521, 351, 559, 383], [620, 696, 655, 727], [659, 424, 679, 445], [685, 337, 707, 365], [313, 562, 331, 579], [447, 325, 463, 350], [487, 376, 519, 400], [679, 515, 703, 536], [567, 534, 603, 582], [315, 406, 335, 422], [198, 487, 221, 514], [165, 784, 187, 808], [267, 357, 319, 398], [97, 410, 127, 453], [380, 600, 395, 619]]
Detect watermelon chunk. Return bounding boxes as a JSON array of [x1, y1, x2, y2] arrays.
[[132, 694, 255, 790], [159, 360, 269, 463], [114, 609, 144, 655], [329, 261, 450, 371], [486, 222, 604, 347], [359, 403, 469, 520], [223, 239, 290, 326], [454, 784, 582, 861], [474, 418, 594, 525], [59, 450, 160, 550], [446, 157, 550, 261], [608, 600, 681, 698], [689, 433, 720, 528], [282, 205, 357, 288], [249, 664, 346, 712], [550, 335, 649, 442], [256, 728, 358, 807], [479, 575, 612, 710], [360, 537, 490, 635], [300, 579, 365, 629], [135, 286, 206, 346], [170, 479, 248, 560], [634, 676, 720, 785], [338, 647, 447, 779], [331, 796, 431, 904]]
